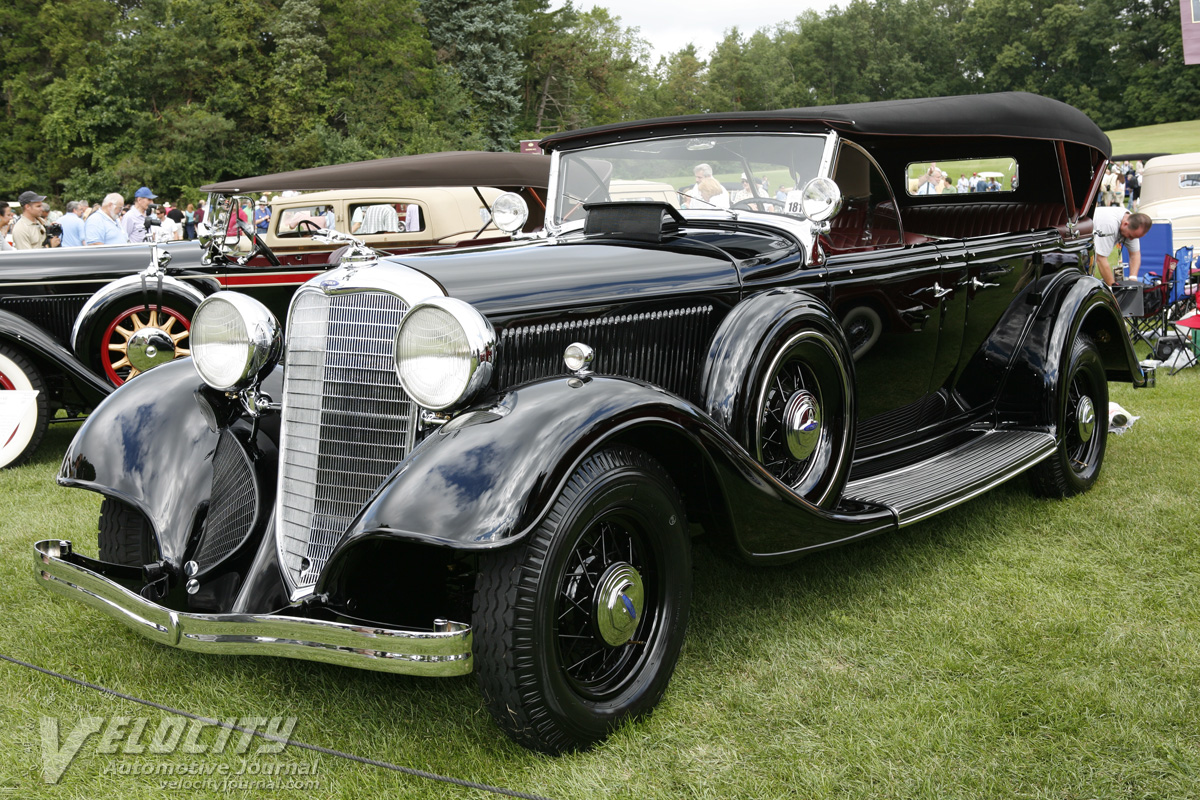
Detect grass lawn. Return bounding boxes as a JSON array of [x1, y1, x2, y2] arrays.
[[1106, 119, 1200, 157], [1, 367, 1198, 798]]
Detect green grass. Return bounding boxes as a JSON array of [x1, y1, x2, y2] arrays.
[[1106, 119, 1200, 158], [2, 369, 1199, 798]]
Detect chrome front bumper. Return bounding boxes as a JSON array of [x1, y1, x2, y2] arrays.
[[34, 540, 472, 677]]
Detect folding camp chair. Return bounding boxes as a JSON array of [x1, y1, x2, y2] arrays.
[[1168, 310, 1199, 375], [1124, 255, 1171, 353], [1166, 246, 1195, 323]]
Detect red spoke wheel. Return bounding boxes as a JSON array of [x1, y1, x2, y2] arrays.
[[102, 305, 192, 386]]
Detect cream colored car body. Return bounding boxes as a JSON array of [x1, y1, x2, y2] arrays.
[[1138, 153, 1200, 253], [259, 186, 506, 261]]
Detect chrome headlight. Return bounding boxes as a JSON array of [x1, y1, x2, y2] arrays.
[[192, 292, 282, 392], [394, 297, 496, 411]]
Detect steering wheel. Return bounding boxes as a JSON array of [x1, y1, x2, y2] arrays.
[[237, 219, 282, 267], [297, 218, 322, 236], [731, 197, 785, 212]]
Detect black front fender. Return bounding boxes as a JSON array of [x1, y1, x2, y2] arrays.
[[0, 309, 110, 407], [58, 358, 282, 566]]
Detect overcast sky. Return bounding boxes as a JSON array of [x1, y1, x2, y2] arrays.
[[549, 0, 846, 62]]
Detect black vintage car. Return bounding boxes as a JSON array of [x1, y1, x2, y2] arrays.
[[0, 151, 549, 469], [35, 93, 1144, 754]]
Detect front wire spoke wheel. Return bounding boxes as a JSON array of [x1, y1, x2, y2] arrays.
[[473, 446, 691, 754]]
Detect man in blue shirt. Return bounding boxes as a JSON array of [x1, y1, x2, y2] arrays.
[[254, 197, 271, 234], [123, 186, 157, 243], [84, 193, 130, 246], [60, 201, 87, 247]]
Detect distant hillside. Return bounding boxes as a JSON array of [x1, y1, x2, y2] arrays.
[[1106, 119, 1200, 158]]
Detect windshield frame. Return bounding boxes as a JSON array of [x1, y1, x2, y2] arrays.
[[545, 132, 838, 236]]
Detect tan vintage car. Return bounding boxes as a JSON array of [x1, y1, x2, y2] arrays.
[[254, 186, 513, 264], [1138, 152, 1200, 252]]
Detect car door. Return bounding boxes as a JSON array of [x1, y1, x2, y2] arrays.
[[821, 143, 961, 456]]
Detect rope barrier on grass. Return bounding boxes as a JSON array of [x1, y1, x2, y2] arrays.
[[1, 652, 557, 800]]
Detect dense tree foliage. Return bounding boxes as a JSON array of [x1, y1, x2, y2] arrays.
[[1, 0, 1195, 202]]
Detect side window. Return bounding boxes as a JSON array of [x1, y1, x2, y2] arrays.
[[906, 158, 1017, 195], [349, 203, 425, 235], [275, 205, 332, 237], [826, 144, 901, 251]]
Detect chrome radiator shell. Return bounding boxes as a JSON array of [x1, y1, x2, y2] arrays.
[[275, 287, 420, 594]]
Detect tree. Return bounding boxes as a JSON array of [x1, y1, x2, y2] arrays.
[[420, 0, 527, 149]]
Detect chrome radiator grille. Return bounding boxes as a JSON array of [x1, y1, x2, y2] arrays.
[[276, 290, 417, 591]]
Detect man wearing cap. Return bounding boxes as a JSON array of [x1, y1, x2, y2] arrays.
[[12, 191, 60, 249], [84, 193, 130, 246], [60, 200, 88, 247], [123, 186, 157, 243], [1093, 208, 1152, 286]]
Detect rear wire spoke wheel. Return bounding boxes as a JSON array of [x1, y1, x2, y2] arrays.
[[1031, 334, 1108, 497], [473, 446, 691, 754], [754, 330, 852, 507], [0, 344, 49, 469], [102, 305, 192, 386]]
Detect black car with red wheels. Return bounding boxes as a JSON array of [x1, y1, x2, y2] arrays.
[[0, 152, 549, 468], [35, 93, 1145, 753]]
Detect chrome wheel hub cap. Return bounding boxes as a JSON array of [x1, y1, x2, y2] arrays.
[[783, 389, 821, 461], [1075, 395, 1095, 442], [127, 327, 177, 372], [594, 562, 644, 647]]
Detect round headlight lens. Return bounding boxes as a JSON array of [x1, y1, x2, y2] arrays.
[[490, 192, 529, 234], [801, 177, 843, 222], [192, 292, 282, 391], [395, 298, 495, 411]]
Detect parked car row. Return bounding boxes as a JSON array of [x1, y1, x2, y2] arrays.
[[0, 151, 549, 468], [33, 93, 1145, 753]]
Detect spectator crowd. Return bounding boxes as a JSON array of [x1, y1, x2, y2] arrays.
[[0, 187, 210, 250]]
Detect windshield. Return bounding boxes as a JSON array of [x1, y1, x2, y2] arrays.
[[551, 134, 828, 227]]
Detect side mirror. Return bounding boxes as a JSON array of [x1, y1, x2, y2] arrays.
[[491, 192, 529, 234]]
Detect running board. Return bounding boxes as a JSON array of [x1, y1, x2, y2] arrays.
[[843, 430, 1056, 527]]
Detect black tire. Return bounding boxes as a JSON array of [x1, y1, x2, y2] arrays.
[[98, 497, 157, 566], [753, 329, 853, 507], [0, 343, 49, 470], [1031, 334, 1108, 497], [472, 446, 691, 754]]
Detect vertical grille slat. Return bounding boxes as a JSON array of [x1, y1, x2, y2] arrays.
[[276, 290, 416, 591]]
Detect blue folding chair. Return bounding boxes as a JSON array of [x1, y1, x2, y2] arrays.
[[1132, 220, 1172, 282], [1167, 246, 1195, 322]]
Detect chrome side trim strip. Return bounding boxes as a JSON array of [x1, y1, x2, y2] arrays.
[[34, 540, 472, 677]]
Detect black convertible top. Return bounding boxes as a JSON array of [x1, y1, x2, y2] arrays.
[[201, 151, 551, 193], [540, 93, 1110, 156]]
